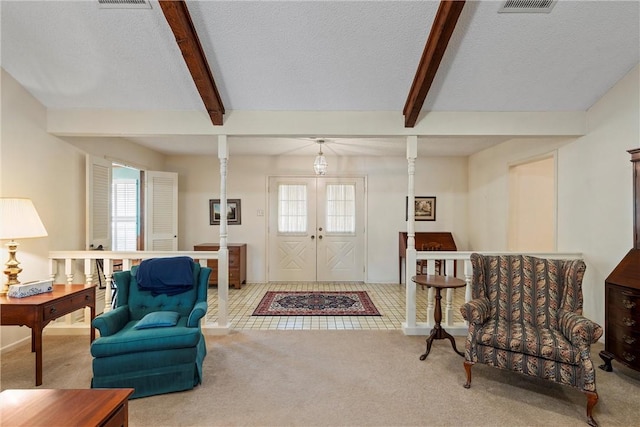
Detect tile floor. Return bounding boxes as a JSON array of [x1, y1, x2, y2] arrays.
[[206, 282, 466, 330]]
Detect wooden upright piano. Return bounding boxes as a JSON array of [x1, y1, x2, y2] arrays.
[[399, 232, 457, 283]]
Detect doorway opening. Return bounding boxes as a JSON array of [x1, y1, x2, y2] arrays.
[[507, 155, 556, 252], [112, 165, 142, 251]]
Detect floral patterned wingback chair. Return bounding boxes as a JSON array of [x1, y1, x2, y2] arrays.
[[461, 253, 603, 427]]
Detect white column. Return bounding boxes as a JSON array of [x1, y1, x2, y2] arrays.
[[215, 135, 230, 330], [403, 136, 418, 333]]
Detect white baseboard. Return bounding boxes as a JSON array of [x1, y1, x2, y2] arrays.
[[203, 322, 232, 335], [0, 336, 31, 354], [43, 324, 92, 336]]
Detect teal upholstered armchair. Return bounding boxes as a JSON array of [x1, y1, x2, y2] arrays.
[[461, 253, 603, 426], [90, 257, 211, 399]]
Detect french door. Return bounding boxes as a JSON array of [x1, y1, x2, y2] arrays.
[[268, 176, 365, 282]]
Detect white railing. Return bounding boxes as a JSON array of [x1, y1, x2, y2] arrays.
[[47, 250, 584, 337], [47, 250, 223, 334], [402, 251, 583, 336]]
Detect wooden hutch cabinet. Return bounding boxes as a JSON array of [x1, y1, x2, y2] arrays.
[[599, 148, 640, 373], [194, 243, 247, 289]]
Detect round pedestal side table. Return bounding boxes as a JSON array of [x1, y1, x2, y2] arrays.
[[412, 274, 466, 360]]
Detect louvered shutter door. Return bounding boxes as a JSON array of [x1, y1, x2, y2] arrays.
[[87, 156, 112, 250], [145, 171, 178, 251]]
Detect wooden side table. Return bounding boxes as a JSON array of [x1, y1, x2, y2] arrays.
[[412, 274, 466, 360], [0, 388, 134, 426], [0, 284, 96, 385]]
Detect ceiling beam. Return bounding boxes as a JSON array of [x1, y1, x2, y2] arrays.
[[159, 0, 225, 126], [403, 0, 466, 128]]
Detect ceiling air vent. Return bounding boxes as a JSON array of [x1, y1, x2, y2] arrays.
[[498, 0, 556, 13], [98, 0, 151, 9]]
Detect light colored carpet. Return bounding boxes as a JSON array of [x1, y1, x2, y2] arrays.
[[1, 331, 639, 426]]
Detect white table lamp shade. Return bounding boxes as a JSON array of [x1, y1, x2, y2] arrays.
[[0, 198, 48, 240]]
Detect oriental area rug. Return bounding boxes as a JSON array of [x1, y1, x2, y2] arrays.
[[252, 291, 381, 316]]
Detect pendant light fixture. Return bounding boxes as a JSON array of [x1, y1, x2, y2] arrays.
[[313, 139, 328, 175]]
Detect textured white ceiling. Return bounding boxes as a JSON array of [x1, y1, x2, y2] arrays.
[[1, 0, 638, 156], [424, 0, 640, 111], [186, 1, 439, 110], [1, 0, 202, 110]]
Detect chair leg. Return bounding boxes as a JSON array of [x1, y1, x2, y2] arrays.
[[585, 391, 598, 427], [463, 360, 473, 388]]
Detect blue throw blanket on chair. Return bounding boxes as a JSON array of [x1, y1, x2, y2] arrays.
[[136, 257, 194, 296]]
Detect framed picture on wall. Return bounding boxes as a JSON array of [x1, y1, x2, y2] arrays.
[[406, 196, 436, 221], [210, 199, 241, 225]]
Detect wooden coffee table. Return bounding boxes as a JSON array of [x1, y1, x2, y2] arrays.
[[412, 274, 466, 360], [0, 388, 134, 426]]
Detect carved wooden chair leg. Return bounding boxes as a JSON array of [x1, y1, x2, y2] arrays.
[[585, 391, 599, 427], [463, 360, 473, 388]]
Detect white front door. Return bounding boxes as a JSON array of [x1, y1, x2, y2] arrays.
[[268, 176, 365, 282]]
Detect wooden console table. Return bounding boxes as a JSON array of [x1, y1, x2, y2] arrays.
[[0, 284, 96, 386], [0, 388, 134, 426]]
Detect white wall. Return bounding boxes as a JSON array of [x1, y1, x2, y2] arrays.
[[468, 64, 640, 324], [0, 70, 169, 350], [63, 136, 166, 172], [1, 69, 86, 348], [468, 137, 575, 251], [507, 156, 555, 251], [557, 65, 640, 324], [165, 153, 469, 283]]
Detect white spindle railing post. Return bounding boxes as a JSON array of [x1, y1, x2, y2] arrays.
[[103, 260, 113, 312], [64, 259, 73, 285], [84, 259, 94, 287], [464, 259, 473, 304], [428, 259, 436, 275], [83, 258, 95, 324], [427, 287, 435, 327], [445, 258, 457, 327], [445, 259, 455, 278], [48, 259, 56, 281], [445, 288, 454, 327]]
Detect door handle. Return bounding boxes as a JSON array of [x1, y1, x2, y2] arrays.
[[318, 235, 323, 240], [311, 235, 315, 240]]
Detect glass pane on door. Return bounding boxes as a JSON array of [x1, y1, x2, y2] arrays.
[[325, 184, 356, 234], [278, 184, 307, 233]]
